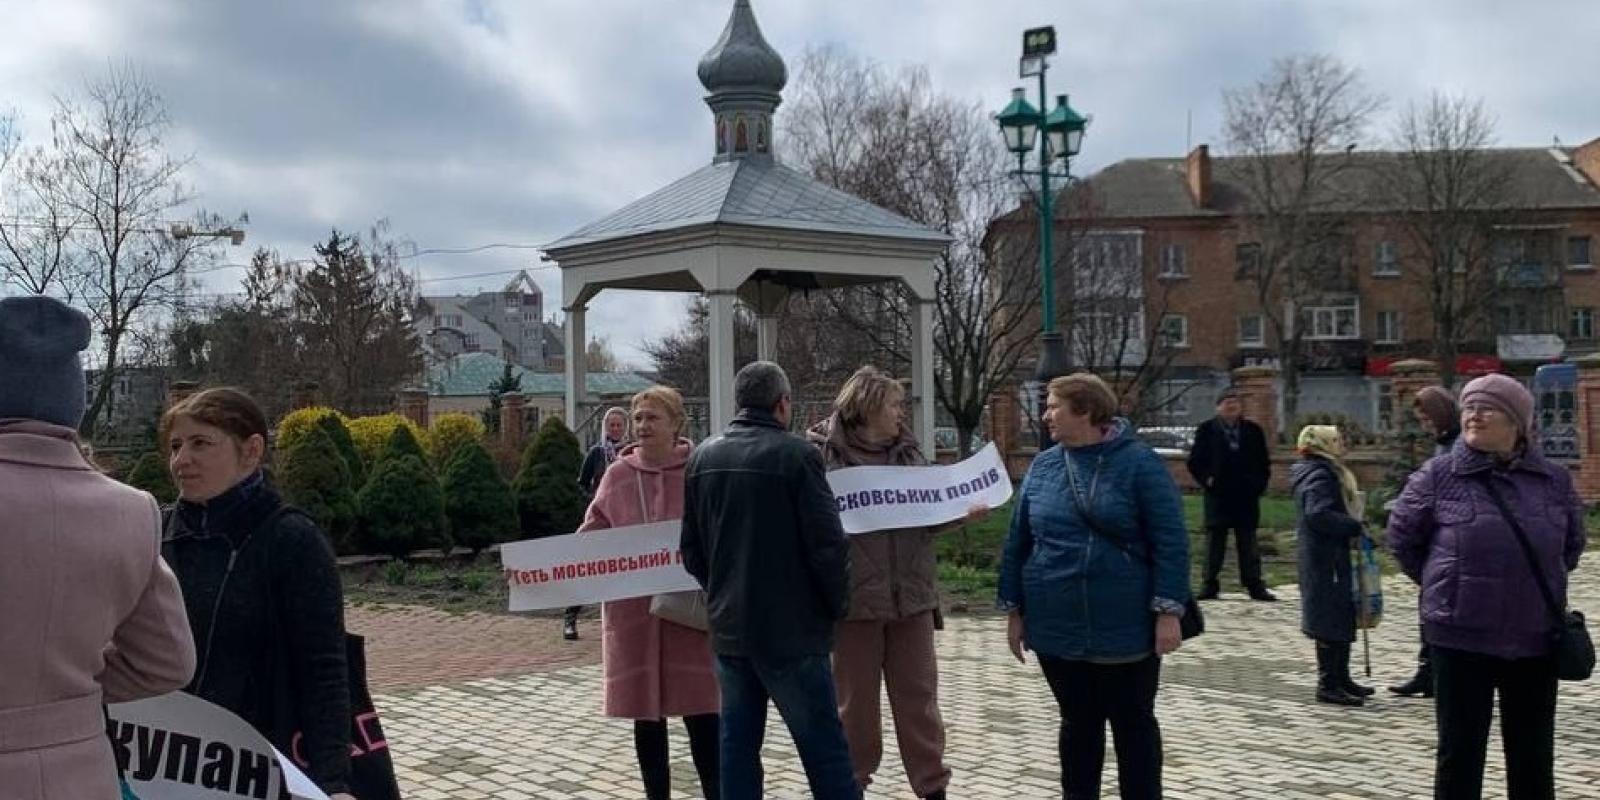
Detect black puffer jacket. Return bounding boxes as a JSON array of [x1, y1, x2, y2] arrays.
[[680, 408, 850, 660], [163, 473, 351, 794]]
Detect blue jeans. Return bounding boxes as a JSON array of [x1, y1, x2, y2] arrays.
[[715, 654, 860, 800]]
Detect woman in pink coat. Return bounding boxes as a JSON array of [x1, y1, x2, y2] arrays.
[[579, 385, 721, 800], [0, 296, 196, 800]]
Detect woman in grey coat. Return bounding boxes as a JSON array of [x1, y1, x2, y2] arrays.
[[1292, 425, 1369, 706]]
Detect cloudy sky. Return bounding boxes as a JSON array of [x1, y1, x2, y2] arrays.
[[2, 0, 1596, 368]]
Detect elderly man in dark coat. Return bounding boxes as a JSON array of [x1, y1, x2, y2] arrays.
[[1187, 389, 1275, 601]]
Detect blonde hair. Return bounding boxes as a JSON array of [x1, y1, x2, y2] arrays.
[[1047, 373, 1118, 427], [833, 366, 905, 428], [631, 386, 686, 435]]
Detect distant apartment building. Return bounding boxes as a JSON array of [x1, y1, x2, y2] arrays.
[[988, 137, 1600, 434], [414, 270, 563, 370]]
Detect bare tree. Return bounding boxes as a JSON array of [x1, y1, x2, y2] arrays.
[[0, 112, 80, 295], [28, 66, 238, 436], [1222, 54, 1384, 427], [1060, 191, 1192, 424], [782, 46, 1045, 456], [1380, 93, 1513, 387]]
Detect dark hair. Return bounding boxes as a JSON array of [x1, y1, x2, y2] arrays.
[[160, 387, 270, 448], [1047, 373, 1117, 427], [734, 361, 791, 412]]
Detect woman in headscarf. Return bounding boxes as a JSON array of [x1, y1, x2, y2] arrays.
[[1292, 424, 1369, 707]]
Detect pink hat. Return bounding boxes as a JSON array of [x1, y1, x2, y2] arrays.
[[1459, 373, 1534, 439]]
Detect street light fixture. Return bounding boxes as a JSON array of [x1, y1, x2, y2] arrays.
[[993, 25, 1091, 448]]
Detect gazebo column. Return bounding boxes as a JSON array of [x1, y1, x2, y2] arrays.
[[757, 315, 780, 361], [564, 304, 587, 425], [911, 297, 936, 451], [706, 290, 738, 434]]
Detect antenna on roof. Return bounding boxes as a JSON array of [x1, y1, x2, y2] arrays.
[[1555, 135, 1565, 148]]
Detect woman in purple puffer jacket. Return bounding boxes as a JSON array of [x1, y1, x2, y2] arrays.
[[1387, 373, 1586, 800]]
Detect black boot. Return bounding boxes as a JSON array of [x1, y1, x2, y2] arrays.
[[1246, 585, 1279, 602], [923, 792, 947, 800], [1197, 582, 1221, 601], [1389, 642, 1433, 697], [563, 606, 580, 641], [1315, 641, 1364, 707], [1339, 641, 1375, 697]]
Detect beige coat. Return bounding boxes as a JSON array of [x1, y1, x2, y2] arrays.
[[0, 420, 196, 800]]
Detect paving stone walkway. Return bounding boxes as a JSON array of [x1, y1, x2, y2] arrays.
[[360, 569, 1600, 799]]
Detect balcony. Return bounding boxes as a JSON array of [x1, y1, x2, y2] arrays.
[[1497, 262, 1560, 289]]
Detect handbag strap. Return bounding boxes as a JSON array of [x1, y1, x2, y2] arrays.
[[1063, 452, 1152, 567], [1471, 472, 1566, 625]]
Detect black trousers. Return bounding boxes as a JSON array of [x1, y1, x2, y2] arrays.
[[634, 714, 721, 800], [1432, 646, 1558, 800], [1204, 525, 1263, 591], [1039, 655, 1163, 800]]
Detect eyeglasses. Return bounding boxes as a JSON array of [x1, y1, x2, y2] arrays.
[[1461, 404, 1503, 419]]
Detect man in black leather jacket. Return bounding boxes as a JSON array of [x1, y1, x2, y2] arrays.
[[680, 361, 858, 800]]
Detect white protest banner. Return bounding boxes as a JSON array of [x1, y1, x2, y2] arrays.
[[106, 691, 328, 800], [500, 520, 699, 611], [827, 441, 1013, 535]]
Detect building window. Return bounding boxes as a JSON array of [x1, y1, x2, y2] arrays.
[[1303, 298, 1360, 340], [1375, 310, 1402, 344], [1158, 314, 1189, 348], [505, 293, 520, 314], [462, 333, 480, 352], [1238, 314, 1264, 347], [1235, 242, 1262, 279], [1571, 236, 1594, 269], [1159, 243, 1187, 278], [1571, 307, 1595, 340], [1375, 240, 1400, 276]]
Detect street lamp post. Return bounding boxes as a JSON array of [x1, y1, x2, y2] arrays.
[[995, 25, 1088, 448]]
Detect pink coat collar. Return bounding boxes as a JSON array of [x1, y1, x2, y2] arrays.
[[0, 419, 93, 471]]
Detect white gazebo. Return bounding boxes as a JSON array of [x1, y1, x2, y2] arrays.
[[544, 0, 951, 444]]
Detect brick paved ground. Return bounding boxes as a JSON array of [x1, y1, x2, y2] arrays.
[[349, 604, 600, 691], [364, 570, 1600, 799]]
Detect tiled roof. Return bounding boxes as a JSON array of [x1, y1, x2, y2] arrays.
[[546, 159, 951, 251], [1020, 147, 1600, 222], [428, 352, 655, 397]]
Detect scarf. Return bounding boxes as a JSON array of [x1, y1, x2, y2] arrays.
[[600, 435, 622, 467], [1296, 425, 1360, 514], [1220, 417, 1242, 451], [811, 413, 924, 468]]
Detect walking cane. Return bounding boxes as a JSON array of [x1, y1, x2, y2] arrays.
[[1356, 534, 1373, 678]]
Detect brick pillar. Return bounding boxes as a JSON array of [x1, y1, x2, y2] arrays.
[[166, 380, 200, 410], [1231, 366, 1280, 443], [396, 388, 430, 430], [292, 381, 321, 411], [500, 392, 527, 452], [987, 389, 1018, 455], [1390, 359, 1441, 421], [1574, 355, 1600, 501]]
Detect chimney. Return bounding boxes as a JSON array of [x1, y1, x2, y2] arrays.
[[1574, 137, 1600, 188], [1185, 144, 1211, 208]]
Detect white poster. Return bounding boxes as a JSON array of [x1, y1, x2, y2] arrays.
[[501, 521, 699, 611], [827, 442, 1013, 535], [106, 692, 328, 800]]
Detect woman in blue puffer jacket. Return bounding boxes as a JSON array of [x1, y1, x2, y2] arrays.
[[998, 373, 1191, 800]]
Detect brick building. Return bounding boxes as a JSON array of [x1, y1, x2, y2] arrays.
[[989, 137, 1600, 435]]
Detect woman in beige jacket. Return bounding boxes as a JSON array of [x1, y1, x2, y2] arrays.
[[0, 296, 196, 800], [808, 366, 986, 800]]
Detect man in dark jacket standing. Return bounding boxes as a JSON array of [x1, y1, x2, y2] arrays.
[[681, 361, 858, 800], [1187, 389, 1276, 601]]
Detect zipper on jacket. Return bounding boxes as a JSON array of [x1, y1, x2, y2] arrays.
[[193, 548, 240, 695]]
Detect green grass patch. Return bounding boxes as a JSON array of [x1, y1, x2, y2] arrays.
[[344, 554, 512, 615]]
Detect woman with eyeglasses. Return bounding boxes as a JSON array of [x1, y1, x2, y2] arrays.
[[1388, 374, 1586, 799]]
